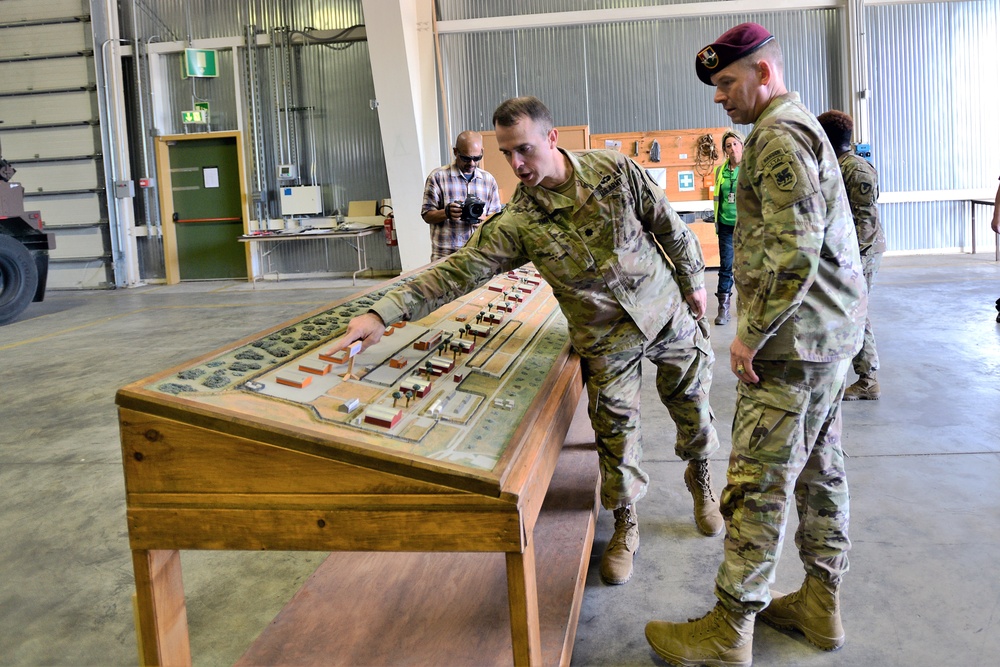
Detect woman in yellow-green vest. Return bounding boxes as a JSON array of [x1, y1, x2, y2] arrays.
[[712, 129, 743, 325]]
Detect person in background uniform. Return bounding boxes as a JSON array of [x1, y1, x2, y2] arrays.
[[712, 129, 744, 326], [992, 176, 1000, 322], [421, 131, 502, 261], [328, 96, 723, 587], [645, 24, 866, 667], [818, 110, 886, 400]]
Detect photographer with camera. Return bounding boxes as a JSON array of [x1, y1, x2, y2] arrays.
[[421, 130, 502, 261]]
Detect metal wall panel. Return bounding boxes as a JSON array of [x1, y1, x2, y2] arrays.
[[47, 260, 113, 289], [15, 161, 100, 192], [0, 91, 96, 127], [48, 226, 107, 259], [2, 0, 90, 22], [2, 127, 99, 160], [439, 10, 843, 138], [0, 57, 96, 94], [0, 23, 92, 58], [867, 0, 999, 251], [880, 201, 968, 252], [29, 193, 104, 227], [868, 0, 999, 193]]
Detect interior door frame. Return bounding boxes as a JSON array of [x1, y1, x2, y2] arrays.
[[154, 131, 252, 284]]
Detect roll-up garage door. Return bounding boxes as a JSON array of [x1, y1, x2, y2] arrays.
[[0, 1, 112, 289]]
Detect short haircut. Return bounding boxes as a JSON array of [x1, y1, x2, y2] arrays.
[[746, 38, 784, 74], [492, 96, 554, 132], [817, 110, 854, 148]]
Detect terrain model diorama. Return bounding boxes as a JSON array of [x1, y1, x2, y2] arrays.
[[148, 266, 569, 472]]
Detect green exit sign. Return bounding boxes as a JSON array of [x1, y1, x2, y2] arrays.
[[183, 48, 218, 78], [181, 110, 206, 124]]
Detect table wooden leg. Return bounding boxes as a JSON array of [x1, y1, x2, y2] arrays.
[[506, 540, 542, 667], [132, 549, 191, 667]]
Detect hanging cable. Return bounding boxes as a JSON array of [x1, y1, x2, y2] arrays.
[[694, 134, 718, 176]]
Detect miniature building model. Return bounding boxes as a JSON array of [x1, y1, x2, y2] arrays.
[[299, 360, 332, 375], [363, 405, 403, 428], [276, 371, 312, 388], [319, 349, 350, 364], [403, 378, 432, 397], [469, 323, 493, 338], [428, 356, 454, 375], [413, 330, 444, 351]]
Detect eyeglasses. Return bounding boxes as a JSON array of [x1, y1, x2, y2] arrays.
[[457, 153, 484, 163]]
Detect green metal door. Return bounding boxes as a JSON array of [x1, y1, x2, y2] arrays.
[[169, 137, 246, 280]]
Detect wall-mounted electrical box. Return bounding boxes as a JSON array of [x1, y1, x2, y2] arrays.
[[854, 143, 873, 164], [277, 164, 298, 180], [280, 185, 322, 216]]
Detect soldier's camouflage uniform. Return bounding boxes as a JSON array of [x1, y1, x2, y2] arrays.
[[839, 151, 885, 377], [716, 92, 867, 614], [371, 148, 719, 509]]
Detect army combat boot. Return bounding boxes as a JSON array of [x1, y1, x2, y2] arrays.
[[714, 292, 731, 325], [645, 603, 755, 667], [600, 504, 638, 585], [685, 459, 723, 536], [759, 575, 844, 651], [842, 373, 880, 401]]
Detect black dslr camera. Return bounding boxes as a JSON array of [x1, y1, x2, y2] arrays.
[[459, 194, 486, 224]]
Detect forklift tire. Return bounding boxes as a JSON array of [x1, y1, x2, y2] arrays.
[[0, 234, 39, 326]]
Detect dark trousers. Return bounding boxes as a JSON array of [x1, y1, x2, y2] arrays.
[[717, 224, 734, 295]]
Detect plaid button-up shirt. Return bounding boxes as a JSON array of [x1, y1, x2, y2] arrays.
[[421, 164, 502, 261]]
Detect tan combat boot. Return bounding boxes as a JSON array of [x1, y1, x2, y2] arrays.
[[645, 603, 755, 667], [759, 575, 845, 651], [685, 459, 723, 536], [842, 373, 880, 400], [714, 292, 731, 325], [600, 504, 638, 585]]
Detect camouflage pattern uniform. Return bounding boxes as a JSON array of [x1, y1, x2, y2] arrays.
[[716, 92, 867, 614], [371, 148, 719, 509], [839, 152, 885, 377]]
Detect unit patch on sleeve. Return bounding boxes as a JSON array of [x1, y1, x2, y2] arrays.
[[760, 146, 814, 210]]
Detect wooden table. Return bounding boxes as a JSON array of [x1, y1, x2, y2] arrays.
[[117, 267, 597, 666]]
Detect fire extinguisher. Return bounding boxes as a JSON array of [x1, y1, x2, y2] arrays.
[[383, 213, 397, 246]]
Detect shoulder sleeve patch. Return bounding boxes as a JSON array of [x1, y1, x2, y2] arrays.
[[759, 146, 816, 211]]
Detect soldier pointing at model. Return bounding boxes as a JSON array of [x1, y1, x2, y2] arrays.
[[328, 96, 723, 586]]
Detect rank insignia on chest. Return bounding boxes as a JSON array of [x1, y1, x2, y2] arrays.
[[594, 174, 622, 199]]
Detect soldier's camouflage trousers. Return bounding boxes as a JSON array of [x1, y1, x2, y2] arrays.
[[852, 252, 881, 377], [581, 305, 719, 510], [715, 358, 852, 614]]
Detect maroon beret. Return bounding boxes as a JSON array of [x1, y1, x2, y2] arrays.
[[696, 23, 775, 85]]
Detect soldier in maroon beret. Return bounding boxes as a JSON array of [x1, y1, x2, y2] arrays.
[[646, 22, 866, 667]]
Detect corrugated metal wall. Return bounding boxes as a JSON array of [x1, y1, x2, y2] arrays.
[[119, 0, 399, 280], [868, 0, 1000, 252], [438, 9, 844, 168], [437, 0, 999, 255], [107, 0, 1000, 277]]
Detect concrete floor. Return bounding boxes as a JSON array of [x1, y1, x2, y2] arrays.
[[1, 253, 998, 667]]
